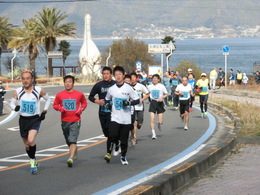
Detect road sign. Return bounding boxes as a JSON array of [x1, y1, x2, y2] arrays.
[[136, 61, 142, 71], [48, 51, 63, 58], [148, 44, 171, 54], [222, 45, 229, 55]]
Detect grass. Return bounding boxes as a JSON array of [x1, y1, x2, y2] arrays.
[[209, 97, 260, 136]]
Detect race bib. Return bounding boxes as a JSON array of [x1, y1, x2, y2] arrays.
[[114, 97, 127, 110], [181, 91, 189, 98], [171, 80, 178, 86], [151, 90, 160, 99], [21, 100, 36, 114], [63, 99, 76, 111], [100, 105, 111, 112], [201, 86, 208, 92], [165, 82, 170, 88]]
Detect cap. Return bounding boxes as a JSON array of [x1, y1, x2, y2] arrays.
[[0, 81, 2, 84], [201, 73, 207, 77], [188, 68, 192, 72], [219, 68, 222, 70]]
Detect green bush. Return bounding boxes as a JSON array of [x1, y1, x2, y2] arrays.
[[173, 61, 203, 79], [6, 67, 23, 80]]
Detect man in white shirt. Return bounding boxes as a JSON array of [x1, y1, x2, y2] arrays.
[[147, 74, 168, 139], [105, 66, 140, 165], [130, 73, 150, 145], [175, 76, 194, 130]]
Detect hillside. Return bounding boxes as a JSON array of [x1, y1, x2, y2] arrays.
[[0, 0, 260, 37]]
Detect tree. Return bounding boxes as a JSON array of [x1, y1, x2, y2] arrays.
[[0, 17, 15, 75], [174, 61, 203, 79], [36, 7, 76, 76], [58, 40, 71, 76], [161, 35, 176, 59], [8, 18, 43, 70], [104, 37, 157, 73]]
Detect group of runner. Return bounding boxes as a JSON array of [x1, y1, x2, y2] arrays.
[[9, 66, 210, 173]]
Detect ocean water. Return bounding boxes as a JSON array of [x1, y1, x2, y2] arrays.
[[1, 37, 259, 75]]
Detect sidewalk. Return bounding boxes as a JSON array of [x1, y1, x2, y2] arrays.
[[180, 144, 260, 195], [178, 90, 260, 195]]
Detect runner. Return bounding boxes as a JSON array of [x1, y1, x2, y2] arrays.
[[171, 73, 181, 110], [104, 66, 140, 165], [53, 75, 87, 167], [9, 71, 51, 174], [130, 72, 150, 145], [0, 81, 6, 116], [175, 77, 194, 130], [148, 74, 168, 139], [88, 67, 116, 157], [162, 71, 172, 106], [195, 73, 209, 118], [187, 74, 196, 112]]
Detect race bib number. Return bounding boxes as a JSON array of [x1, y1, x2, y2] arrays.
[[201, 86, 208, 92], [21, 100, 36, 114], [114, 97, 127, 110], [100, 105, 111, 113], [165, 82, 170, 88], [63, 99, 76, 111], [151, 90, 160, 99], [181, 91, 189, 98], [172, 80, 178, 86]]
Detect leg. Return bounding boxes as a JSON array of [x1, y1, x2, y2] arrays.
[[69, 143, 77, 159], [185, 111, 189, 127], [150, 112, 155, 130], [119, 124, 131, 157]]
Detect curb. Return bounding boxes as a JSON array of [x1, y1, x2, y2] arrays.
[[216, 89, 260, 99], [123, 102, 239, 195]]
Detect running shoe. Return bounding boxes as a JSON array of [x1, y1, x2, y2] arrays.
[[121, 156, 129, 165], [67, 158, 73, 167], [156, 122, 163, 131], [30, 160, 39, 174], [189, 108, 193, 112], [204, 112, 208, 119], [184, 125, 188, 130], [137, 124, 142, 129], [104, 153, 111, 163], [201, 112, 204, 118], [151, 135, 157, 140], [113, 143, 121, 156]]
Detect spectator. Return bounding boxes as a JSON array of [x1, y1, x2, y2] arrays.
[[255, 71, 260, 84], [218, 68, 225, 89], [242, 73, 248, 86], [229, 69, 235, 85], [236, 70, 243, 84], [209, 68, 218, 90]]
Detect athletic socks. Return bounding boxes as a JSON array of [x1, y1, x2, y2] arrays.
[[26, 145, 36, 159]]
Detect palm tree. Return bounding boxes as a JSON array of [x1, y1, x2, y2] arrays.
[[0, 17, 15, 75], [58, 40, 71, 76], [161, 36, 176, 71], [8, 18, 43, 70], [36, 7, 76, 76]]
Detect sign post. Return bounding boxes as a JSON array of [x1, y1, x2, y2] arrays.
[[136, 61, 142, 71], [148, 44, 171, 76], [222, 45, 229, 89]]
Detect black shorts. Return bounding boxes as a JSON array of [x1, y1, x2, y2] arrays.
[[149, 100, 165, 114], [199, 95, 208, 104], [179, 100, 190, 115], [134, 110, 144, 124], [19, 115, 41, 138], [99, 112, 111, 137]]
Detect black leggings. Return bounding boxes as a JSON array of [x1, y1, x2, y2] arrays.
[[199, 95, 208, 113]]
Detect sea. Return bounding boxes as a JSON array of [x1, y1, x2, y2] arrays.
[[1, 37, 260, 75]]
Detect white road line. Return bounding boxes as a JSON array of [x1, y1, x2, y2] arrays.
[[0, 159, 29, 163], [0, 111, 18, 126], [0, 135, 106, 167]]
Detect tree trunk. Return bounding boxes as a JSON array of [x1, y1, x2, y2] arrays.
[[0, 48, 2, 76], [63, 58, 66, 76], [47, 38, 55, 77], [29, 52, 36, 70]]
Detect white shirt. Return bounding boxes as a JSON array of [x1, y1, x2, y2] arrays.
[[106, 83, 139, 124], [175, 84, 192, 100], [147, 83, 168, 101], [16, 86, 42, 117], [132, 83, 149, 111]]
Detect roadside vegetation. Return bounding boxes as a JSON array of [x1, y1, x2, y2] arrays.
[[210, 97, 260, 136]]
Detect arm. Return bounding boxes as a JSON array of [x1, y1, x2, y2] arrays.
[[88, 83, 104, 106], [53, 94, 65, 113], [9, 90, 20, 111], [40, 88, 51, 113]]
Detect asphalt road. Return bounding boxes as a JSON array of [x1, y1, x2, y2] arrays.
[[0, 85, 210, 195]]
